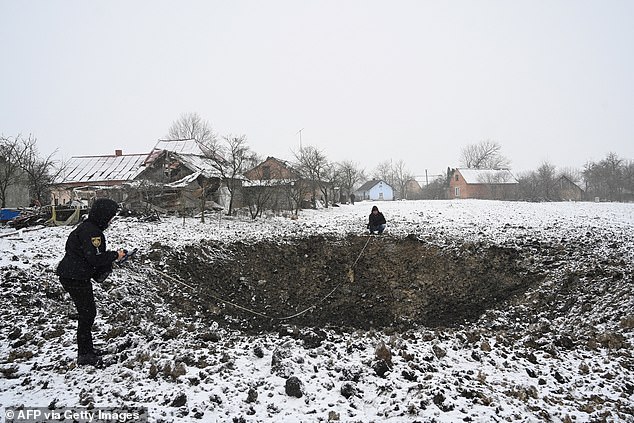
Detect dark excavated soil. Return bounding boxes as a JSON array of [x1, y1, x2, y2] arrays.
[[163, 235, 543, 330]]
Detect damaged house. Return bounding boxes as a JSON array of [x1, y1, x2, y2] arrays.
[[127, 139, 227, 213], [52, 140, 233, 215]]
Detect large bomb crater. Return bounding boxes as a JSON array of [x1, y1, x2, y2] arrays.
[[163, 235, 542, 330]]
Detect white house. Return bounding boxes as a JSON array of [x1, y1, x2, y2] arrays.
[[354, 179, 394, 201]]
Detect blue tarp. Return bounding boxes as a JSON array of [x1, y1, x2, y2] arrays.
[[0, 209, 21, 222]]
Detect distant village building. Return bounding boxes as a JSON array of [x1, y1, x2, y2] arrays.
[[403, 179, 424, 200], [449, 168, 518, 200], [243, 156, 308, 212], [354, 180, 394, 201], [557, 175, 584, 201]]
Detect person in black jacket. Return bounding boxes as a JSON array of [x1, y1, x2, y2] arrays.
[[367, 205, 387, 234], [56, 198, 124, 366]]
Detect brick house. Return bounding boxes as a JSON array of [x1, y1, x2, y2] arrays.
[[243, 156, 310, 212], [449, 168, 518, 200]]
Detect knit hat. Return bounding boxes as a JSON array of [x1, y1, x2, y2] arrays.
[[372, 205, 379, 212]]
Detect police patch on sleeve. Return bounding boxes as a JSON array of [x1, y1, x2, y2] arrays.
[[91, 237, 102, 248]]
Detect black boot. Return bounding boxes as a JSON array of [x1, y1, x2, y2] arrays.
[[92, 347, 108, 356], [77, 352, 102, 367]]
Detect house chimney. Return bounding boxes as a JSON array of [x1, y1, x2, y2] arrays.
[[115, 149, 123, 156]]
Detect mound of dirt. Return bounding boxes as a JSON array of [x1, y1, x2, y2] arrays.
[[161, 235, 542, 330]]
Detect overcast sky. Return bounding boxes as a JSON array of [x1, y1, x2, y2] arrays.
[[1, 0, 633, 180]]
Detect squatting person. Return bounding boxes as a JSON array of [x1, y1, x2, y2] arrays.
[[367, 205, 387, 234], [56, 198, 124, 366]]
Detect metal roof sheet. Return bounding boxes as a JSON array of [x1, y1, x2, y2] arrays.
[[176, 153, 223, 178], [57, 154, 147, 184], [356, 179, 393, 192], [145, 139, 210, 165]]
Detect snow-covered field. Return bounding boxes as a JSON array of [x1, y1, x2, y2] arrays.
[[1, 200, 633, 422]]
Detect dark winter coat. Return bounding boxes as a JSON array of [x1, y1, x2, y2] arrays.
[[368, 211, 386, 228], [56, 199, 120, 281]]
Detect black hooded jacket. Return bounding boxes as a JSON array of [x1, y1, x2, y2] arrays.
[[368, 206, 386, 228], [56, 198, 120, 281]]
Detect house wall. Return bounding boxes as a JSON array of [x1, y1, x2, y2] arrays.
[[244, 157, 298, 181], [449, 172, 469, 199], [50, 181, 129, 205]]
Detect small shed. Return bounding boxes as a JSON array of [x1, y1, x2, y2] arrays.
[[354, 180, 394, 201]]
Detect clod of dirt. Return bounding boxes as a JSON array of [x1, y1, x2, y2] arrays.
[[285, 376, 303, 398]]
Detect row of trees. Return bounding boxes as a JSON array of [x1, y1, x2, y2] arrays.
[[0, 134, 61, 208]]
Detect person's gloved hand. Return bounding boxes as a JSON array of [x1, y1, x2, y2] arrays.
[[116, 249, 126, 261]]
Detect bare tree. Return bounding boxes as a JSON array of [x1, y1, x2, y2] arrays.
[[219, 135, 257, 216], [536, 161, 558, 200], [516, 162, 558, 201], [194, 134, 259, 218], [460, 140, 510, 169], [0, 134, 62, 207], [293, 146, 331, 208], [421, 176, 448, 200], [624, 161, 634, 198], [583, 152, 626, 201], [0, 136, 25, 208], [166, 112, 217, 145], [19, 135, 65, 204], [372, 160, 395, 187], [392, 159, 415, 200], [516, 171, 540, 201], [243, 180, 277, 219], [371, 160, 414, 199], [559, 167, 582, 184], [336, 161, 365, 201]]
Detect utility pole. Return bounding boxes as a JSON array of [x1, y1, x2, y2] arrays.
[[296, 128, 304, 151], [425, 169, 429, 186]]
